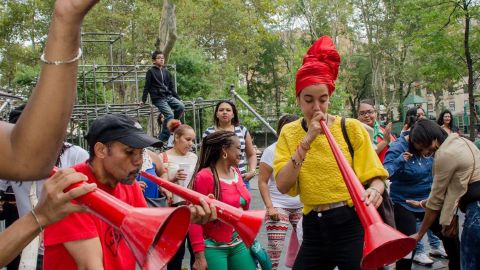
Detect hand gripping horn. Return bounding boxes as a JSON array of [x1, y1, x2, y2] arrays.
[[139, 171, 265, 248], [319, 120, 416, 269], [51, 168, 190, 269]]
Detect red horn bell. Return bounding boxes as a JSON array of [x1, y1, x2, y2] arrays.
[[54, 169, 190, 270], [319, 120, 416, 269], [140, 171, 265, 248]]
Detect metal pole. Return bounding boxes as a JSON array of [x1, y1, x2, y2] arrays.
[[110, 42, 115, 104], [93, 61, 98, 108], [229, 86, 276, 135], [192, 100, 198, 153], [134, 65, 139, 102]]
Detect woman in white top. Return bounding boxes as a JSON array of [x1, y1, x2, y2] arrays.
[[161, 119, 198, 270], [259, 114, 303, 270], [162, 120, 198, 206]]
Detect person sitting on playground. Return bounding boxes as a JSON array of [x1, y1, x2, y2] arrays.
[[43, 114, 216, 270], [141, 51, 184, 145]]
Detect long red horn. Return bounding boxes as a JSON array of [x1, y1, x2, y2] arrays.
[[319, 120, 416, 269], [52, 168, 190, 269], [140, 171, 265, 248]]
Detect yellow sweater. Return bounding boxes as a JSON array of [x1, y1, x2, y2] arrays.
[[273, 117, 388, 214]]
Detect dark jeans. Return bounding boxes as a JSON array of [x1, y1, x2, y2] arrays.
[[461, 201, 480, 270], [1, 202, 20, 270], [393, 203, 460, 270], [293, 206, 364, 270], [152, 96, 184, 142], [167, 236, 194, 270]]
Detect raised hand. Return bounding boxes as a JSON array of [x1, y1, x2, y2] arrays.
[[53, 0, 100, 24], [384, 122, 392, 143], [402, 152, 413, 161]]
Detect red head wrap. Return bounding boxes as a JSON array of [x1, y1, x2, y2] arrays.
[[295, 36, 341, 96]]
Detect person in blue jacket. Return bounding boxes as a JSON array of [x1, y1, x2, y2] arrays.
[[384, 111, 459, 270]]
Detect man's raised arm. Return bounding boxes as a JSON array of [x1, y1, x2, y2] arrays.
[[0, 0, 99, 180]]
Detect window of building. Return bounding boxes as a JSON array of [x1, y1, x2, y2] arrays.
[[449, 101, 455, 111]]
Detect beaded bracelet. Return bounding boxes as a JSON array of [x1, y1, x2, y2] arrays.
[[31, 209, 44, 233], [291, 156, 304, 169], [40, 48, 82, 65]]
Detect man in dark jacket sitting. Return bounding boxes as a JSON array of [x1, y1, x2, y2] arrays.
[[141, 51, 184, 144]]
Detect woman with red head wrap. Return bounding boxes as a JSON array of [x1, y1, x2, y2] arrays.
[[273, 36, 388, 269]]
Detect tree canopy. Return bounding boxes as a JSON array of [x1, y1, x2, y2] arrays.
[[1, 0, 479, 135]]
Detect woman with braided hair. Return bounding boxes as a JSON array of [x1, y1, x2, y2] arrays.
[[189, 130, 256, 270]]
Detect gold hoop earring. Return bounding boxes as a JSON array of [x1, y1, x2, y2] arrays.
[[223, 152, 228, 159]]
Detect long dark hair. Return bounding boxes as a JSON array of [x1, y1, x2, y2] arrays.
[[189, 130, 237, 200], [404, 107, 419, 130], [213, 100, 239, 127], [409, 119, 448, 155], [437, 109, 458, 131]]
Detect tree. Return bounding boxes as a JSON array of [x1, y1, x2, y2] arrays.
[[155, 0, 177, 62]]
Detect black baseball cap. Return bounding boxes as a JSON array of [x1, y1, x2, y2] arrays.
[[85, 114, 162, 148]]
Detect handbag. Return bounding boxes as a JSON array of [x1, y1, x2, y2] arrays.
[[441, 208, 459, 238], [340, 117, 396, 228], [250, 239, 272, 270]]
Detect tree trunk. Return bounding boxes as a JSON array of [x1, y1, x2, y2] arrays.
[[155, 0, 177, 63], [463, 0, 476, 140]]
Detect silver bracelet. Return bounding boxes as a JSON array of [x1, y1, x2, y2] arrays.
[[31, 209, 44, 233], [40, 48, 82, 65]]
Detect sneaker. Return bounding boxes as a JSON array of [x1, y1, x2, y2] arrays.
[[413, 252, 434, 266], [429, 246, 448, 258]]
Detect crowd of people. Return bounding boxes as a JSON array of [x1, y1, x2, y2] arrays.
[[0, 2, 479, 270]]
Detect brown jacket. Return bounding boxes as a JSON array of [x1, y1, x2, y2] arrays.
[[427, 133, 480, 225]]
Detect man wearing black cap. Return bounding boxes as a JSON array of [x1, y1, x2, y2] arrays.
[[42, 114, 214, 270]]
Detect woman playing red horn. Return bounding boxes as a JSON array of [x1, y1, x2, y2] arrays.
[[189, 131, 256, 270], [273, 36, 389, 269]]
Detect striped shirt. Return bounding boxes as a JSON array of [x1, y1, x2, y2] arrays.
[[203, 125, 249, 175]]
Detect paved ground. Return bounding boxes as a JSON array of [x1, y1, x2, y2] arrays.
[[183, 176, 452, 270]]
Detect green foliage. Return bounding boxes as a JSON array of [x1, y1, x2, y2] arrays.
[[169, 40, 219, 100], [0, 0, 479, 136], [13, 64, 39, 98]]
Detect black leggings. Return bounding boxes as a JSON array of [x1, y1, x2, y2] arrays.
[[167, 236, 194, 270], [293, 206, 364, 270], [393, 203, 460, 270]]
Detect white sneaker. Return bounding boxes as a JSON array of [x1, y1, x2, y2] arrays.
[[413, 253, 434, 266], [429, 246, 448, 258]]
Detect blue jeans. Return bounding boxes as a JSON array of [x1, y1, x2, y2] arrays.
[[152, 96, 184, 141], [415, 219, 441, 253], [461, 201, 480, 270]]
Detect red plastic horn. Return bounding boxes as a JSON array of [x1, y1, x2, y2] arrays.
[[319, 120, 416, 269], [52, 169, 191, 270], [140, 171, 265, 248]]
